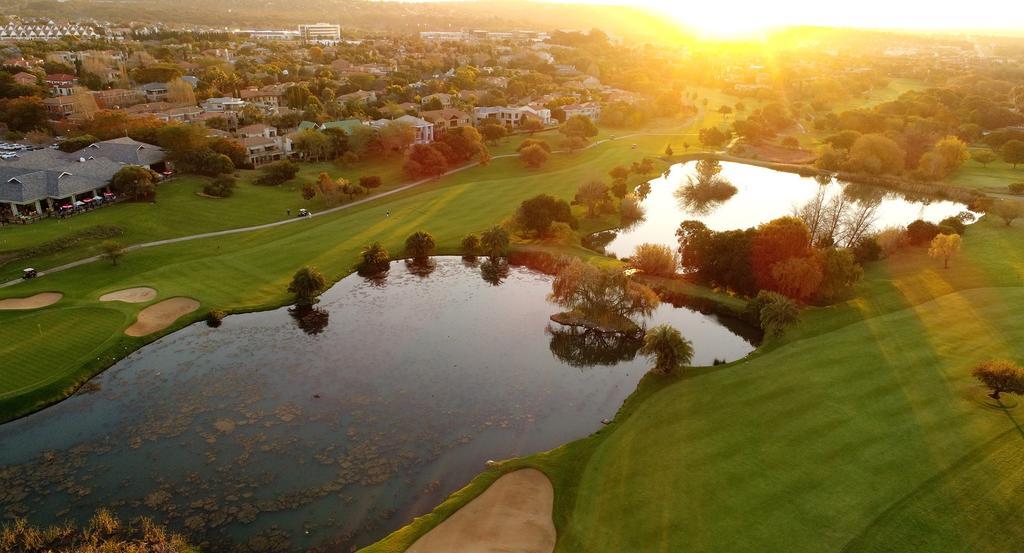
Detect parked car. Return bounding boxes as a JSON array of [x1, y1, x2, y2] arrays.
[[22, 268, 38, 279]]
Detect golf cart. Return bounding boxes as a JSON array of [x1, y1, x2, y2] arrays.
[[22, 268, 38, 279], [297, 208, 311, 218]]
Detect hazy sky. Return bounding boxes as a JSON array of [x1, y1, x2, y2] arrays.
[[539, 0, 1024, 34]]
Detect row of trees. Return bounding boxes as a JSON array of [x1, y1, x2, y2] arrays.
[[403, 127, 489, 178]]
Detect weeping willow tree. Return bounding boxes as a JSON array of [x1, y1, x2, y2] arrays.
[[548, 258, 659, 333]]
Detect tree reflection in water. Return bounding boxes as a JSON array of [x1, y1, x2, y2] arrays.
[[546, 325, 643, 368], [480, 257, 510, 286], [288, 306, 330, 335], [405, 258, 437, 278]]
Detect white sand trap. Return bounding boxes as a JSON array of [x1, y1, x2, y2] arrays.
[[99, 287, 158, 303], [125, 297, 200, 337], [407, 468, 556, 553], [0, 292, 63, 310]]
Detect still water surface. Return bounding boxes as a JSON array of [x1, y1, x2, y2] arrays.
[[0, 258, 757, 551]]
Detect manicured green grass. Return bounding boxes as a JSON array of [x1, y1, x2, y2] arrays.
[[0, 157, 405, 280], [948, 156, 1024, 192], [0, 121, 696, 421], [366, 218, 1024, 553]]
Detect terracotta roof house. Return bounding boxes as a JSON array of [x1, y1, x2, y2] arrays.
[[12, 72, 37, 86], [420, 108, 472, 135]]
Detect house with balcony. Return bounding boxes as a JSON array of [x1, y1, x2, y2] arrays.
[[473, 105, 552, 128], [93, 88, 145, 109], [139, 82, 169, 103], [236, 124, 291, 167], [44, 73, 77, 96], [202, 97, 246, 113], [420, 109, 472, 135]]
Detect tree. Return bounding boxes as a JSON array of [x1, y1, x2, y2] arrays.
[[166, 77, 196, 106], [848, 133, 905, 175], [359, 175, 382, 189], [461, 234, 480, 257], [609, 165, 630, 182], [664, 144, 673, 157], [1000, 139, 1024, 169], [479, 121, 507, 145], [101, 240, 125, 266], [575, 180, 612, 217], [751, 217, 813, 293], [178, 149, 234, 177], [549, 259, 660, 331], [480, 225, 510, 258], [203, 175, 237, 198], [59, 134, 99, 152], [316, 172, 344, 205], [110, 166, 159, 200], [931, 135, 970, 174], [698, 127, 730, 148], [440, 126, 487, 162], [256, 160, 299, 186], [971, 149, 997, 167], [747, 290, 800, 337], [208, 137, 248, 169], [301, 182, 316, 200], [515, 194, 575, 236], [928, 233, 962, 269], [0, 96, 48, 132], [988, 200, 1023, 226], [519, 143, 550, 168], [358, 242, 391, 275], [293, 129, 331, 161], [287, 266, 327, 307], [560, 136, 588, 153], [156, 124, 209, 158], [972, 360, 1024, 400], [640, 325, 694, 375], [629, 243, 678, 277], [816, 248, 863, 303], [770, 256, 824, 301], [561, 115, 599, 140], [403, 144, 449, 178], [906, 219, 941, 245], [341, 181, 366, 200], [377, 121, 415, 155], [405, 231, 436, 259]]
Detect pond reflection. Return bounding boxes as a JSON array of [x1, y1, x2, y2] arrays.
[[0, 259, 756, 552], [547, 325, 643, 368], [604, 161, 973, 258]]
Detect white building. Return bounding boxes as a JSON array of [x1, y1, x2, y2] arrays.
[[201, 97, 246, 112], [562, 102, 602, 122], [473, 105, 552, 128], [298, 23, 341, 44], [371, 115, 434, 145]]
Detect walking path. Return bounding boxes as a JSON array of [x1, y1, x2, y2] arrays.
[[0, 131, 661, 289]]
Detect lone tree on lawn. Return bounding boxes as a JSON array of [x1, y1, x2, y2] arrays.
[[972, 359, 1024, 400], [988, 200, 1023, 227], [640, 324, 694, 375], [101, 240, 125, 266], [405, 231, 436, 260], [1001, 139, 1024, 169], [111, 165, 159, 200], [519, 143, 550, 169], [287, 266, 326, 306], [928, 233, 962, 269]]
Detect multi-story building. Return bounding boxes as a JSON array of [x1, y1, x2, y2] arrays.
[[561, 102, 602, 122], [371, 115, 434, 145], [236, 124, 291, 167], [201, 97, 246, 113], [420, 109, 472, 135], [472, 105, 552, 128], [240, 85, 286, 114], [93, 88, 145, 109], [298, 23, 341, 44], [44, 74, 77, 97]]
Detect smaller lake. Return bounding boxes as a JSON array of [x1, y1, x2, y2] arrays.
[[602, 161, 973, 259], [0, 258, 757, 552]]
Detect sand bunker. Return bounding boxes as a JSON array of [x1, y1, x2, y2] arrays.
[[100, 287, 158, 303], [0, 292, 62, 310], [125, 297, 200, 337], [407, 468, 556, 553]]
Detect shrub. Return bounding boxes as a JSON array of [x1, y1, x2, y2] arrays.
[[518, 138, 551, 153], [405, 231, 436, 259], [359, 175, 382, 189], [515, 194, 575, 236], [906, 219, 941, 245], [640, 324, 694, 375], [0, 509, 195, 552], [1009, 182, 1024, 195], [852, 235, 882, 264], [255, 160, 299, 186], [938, 216, 966, 235], [988, 200, 1023, 227], [202, 175, 236, 198], [358, 242, 390, 275], [620, 195, 644, 222], [58, 134, 98, 152], [746, 290, 800, 337], [111, 165, 159, 200], [629, 243, 679, 277], [206, 309, 226, 327], [874, 227, 909, 257], [519, 143, 550, 169]]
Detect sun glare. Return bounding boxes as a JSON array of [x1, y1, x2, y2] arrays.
[[649, 2, 779, 39]]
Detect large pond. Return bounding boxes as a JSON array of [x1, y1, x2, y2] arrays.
[[0, 258, 757, 552], [601, 161, 973, 259]]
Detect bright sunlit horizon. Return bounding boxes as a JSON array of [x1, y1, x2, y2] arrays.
[[528, 0, 1024, 37]]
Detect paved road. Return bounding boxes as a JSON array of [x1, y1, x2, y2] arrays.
[[0, 132, 658, 289]]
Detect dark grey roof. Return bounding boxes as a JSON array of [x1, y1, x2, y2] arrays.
[[70, 137, 166, 166], [0, 138, 161, 204]]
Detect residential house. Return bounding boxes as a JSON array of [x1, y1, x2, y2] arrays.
[[420, 109, 472, 135], [420, 93, 454, 108], [44, 74, 77, 96], [371, 115, 434, 144], [93, 88, 145, 109], [473, 105, 552, 128], [240, 85, 286, 114], [12, 72, 37, 86], [201, 97, 246, 113], [336, 89, 377, 106], [157, 105, 204, 123], [561, 102, 602, 122], [42, 96, 79, 118], [138, 82, 169, 103], [236, 124, 290, 167]]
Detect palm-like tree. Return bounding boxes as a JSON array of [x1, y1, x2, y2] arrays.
[[405, 231, 436, 260], [480, 225, 510, 258], [358, 242, 391, 275], [640, 324, 694, 375], [287, 266, 327, 306]]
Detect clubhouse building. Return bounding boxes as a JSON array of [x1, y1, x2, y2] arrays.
[[0, 137, 166, 219]]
